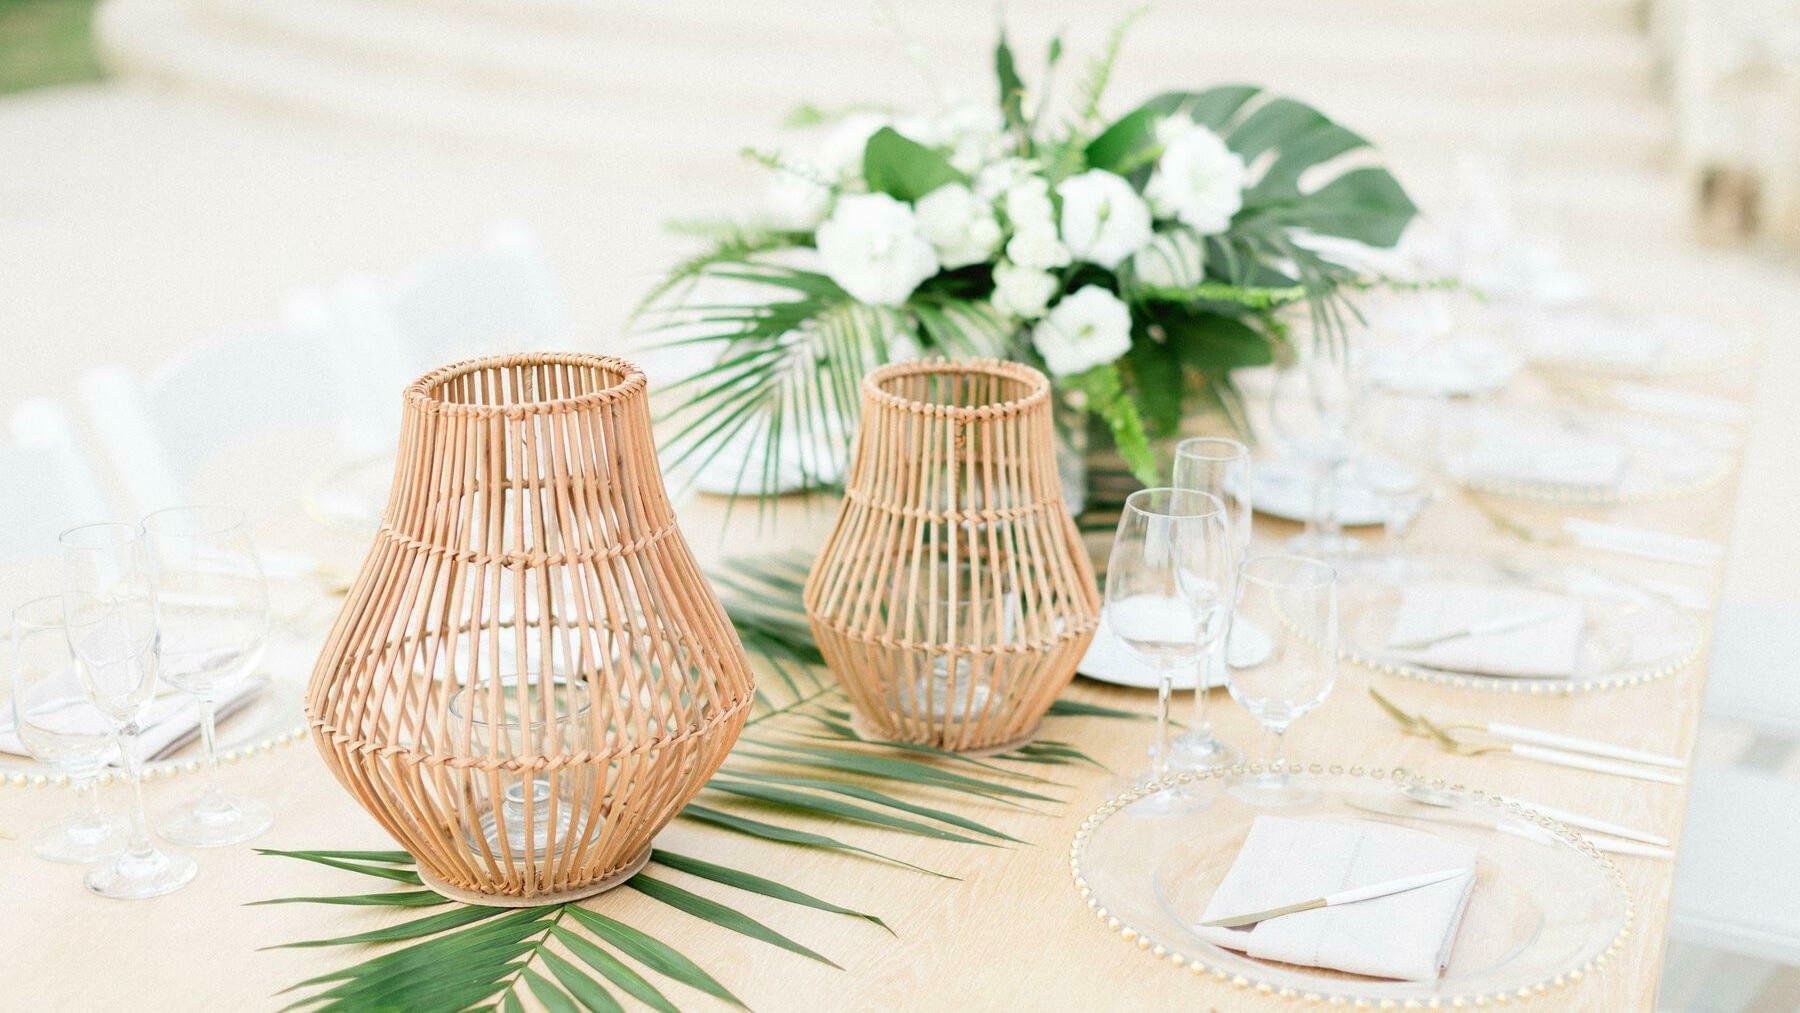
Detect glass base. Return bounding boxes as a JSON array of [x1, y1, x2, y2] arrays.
[[33, 810, 129, 864], [470, 778, 592, 859], [85, 845, 198, 899], [1227, 768, 1319, 808], [156, 794, 274, 848], [1167, 729, 1238, 773]]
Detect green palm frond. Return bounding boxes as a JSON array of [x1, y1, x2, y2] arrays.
[[262, 551, 1137, 1011]]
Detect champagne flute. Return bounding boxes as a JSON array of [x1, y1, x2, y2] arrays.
[[61, 521, 197, 898], [1104, 488, 1232, 792], [1227, 553, 1338, 806], [1272, 345, 1368, 557], [7, 596, 127, 863], [143, 506, 274, 846], [1167, 437, 1249, 770]]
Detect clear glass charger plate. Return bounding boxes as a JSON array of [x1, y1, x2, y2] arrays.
[[1, 625, 314, 788], [1441, 405, 1734, 506], [1333, 552, 1705, 695], [1070, 764, 1633, 1007]]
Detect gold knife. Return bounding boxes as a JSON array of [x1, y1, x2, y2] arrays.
[[1201, 867, 1472, 929]]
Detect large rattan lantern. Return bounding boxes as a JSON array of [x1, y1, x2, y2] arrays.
[[306, 353, 754, 905], [804, 359, 1101, 753]]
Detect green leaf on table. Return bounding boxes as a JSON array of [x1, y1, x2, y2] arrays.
[[565, 907, 747, 1009], [650, 849, 891, 932], [522, 967, 582, 1013], [862, 127, 964, 202], [542, 950, 625, 1013], [738, 742, 1059, 802], [247, 890, 449, 909], [257, 849, 424, 885], [704, 779, 998, 845], [1048, 698, 1154, 721], [630, 876, 841, 968], [265, 905, 506, 950], [719, 771, 1024, 842], [551, 928, 680, 1013], [680, 803, 953, 877]]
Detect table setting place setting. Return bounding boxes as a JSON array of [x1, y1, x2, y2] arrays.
[[2, 14, 1753, 1010]]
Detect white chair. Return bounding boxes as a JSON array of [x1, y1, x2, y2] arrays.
[[1671, 767, 1800, 967], [364, 220, 568, 378], [78, 290, 343, 517], [1, 399, 112, 563]]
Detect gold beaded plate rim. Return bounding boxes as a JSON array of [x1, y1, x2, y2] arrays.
[[1069, 764, 1635, 1007], [1331, 552, 1708, 695]]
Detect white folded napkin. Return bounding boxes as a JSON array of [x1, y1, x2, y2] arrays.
[[1452, 422, 1626, 489], [1368, 338, 1517, 397], [0, 675, 265, 762], [1197, 815, 1477, 981], [1385, 580, 1586, 679]]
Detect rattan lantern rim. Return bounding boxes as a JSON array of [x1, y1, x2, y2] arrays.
[[406, 352, 650, 417], [862, 358, 1051, 420]]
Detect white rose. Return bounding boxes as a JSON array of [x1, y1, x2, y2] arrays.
[[992, 260, 1058, 320], [1128, 228, 1207, 289], [1032, 285, 1133, 377], [816, 193, 940, 306], [914, 183, 1003, 269], [1155, 113, 1199, 148], [1005, 223, 1071, 270], [1145, 124, 1247, 234], [1057, 170, 1152, 269], [766, 165, 832, 230]]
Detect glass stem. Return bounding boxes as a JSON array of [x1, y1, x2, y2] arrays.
[[1153, 665, 1172, 782], [1312, 455, 1343, 551], [1191, 641, 1221, 736], [114, 726, 155, 858], [1271, 726, 1290, 773], [71, 774, 102, 826], [196, 695, 226, 810]]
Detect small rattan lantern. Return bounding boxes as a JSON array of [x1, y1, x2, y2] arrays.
[[306, 353, 754, 905], [804, 359, 1100, 753]]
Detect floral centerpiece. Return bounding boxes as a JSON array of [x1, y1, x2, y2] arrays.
[[639, 14, 1417, 500]]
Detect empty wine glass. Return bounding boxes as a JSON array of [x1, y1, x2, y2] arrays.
[[61, 521, 197, 899], [7, 596, 127, 863], [1104, 488, 1232, 793], [1272, 345, 1368, 557], [143, 506, 273, 847], [1168, 438, 1249, 770], [1227, 554, 1337, 806]]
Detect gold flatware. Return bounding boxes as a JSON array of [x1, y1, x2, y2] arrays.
[[1201, 867, 1472, 929]]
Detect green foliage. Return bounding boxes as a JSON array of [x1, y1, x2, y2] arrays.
[[994, 30, 1028, 136], [260, 553, 1130, 1012], [862, 127, 965, 202], [1064, 364, 1157, 486]]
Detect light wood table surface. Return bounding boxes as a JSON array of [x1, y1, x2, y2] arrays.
[[0, 340, 1761, 1010]]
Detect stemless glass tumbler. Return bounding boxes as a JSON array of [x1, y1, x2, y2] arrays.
[[143, 506, 274, 847], [1226, 554, 1338, 806], [61, 522, 197, 899], [7, 596, 127, 863]]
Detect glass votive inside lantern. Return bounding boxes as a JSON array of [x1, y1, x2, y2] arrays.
[[894, 558, 1019, 723], [447, 675, 595, 860]]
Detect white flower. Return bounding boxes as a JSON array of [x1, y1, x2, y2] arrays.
[[1145, 123, 1247, 234], [974, 158, 1038, 201], [1002, 176, 1055, 230], [1128, 228, 1207, 289], [766, 165, 832, 230], [992, 260, 1058, 319], [816, 193, 939, 305], [1005, 223, 1071, 269], [1032, 286, 1133, 376], [1155, 113, 1199, 148], [1057, 170, 1152, 269], [914, 183, 1003, 269]]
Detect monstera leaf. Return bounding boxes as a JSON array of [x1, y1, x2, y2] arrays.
[[1085, 86, 1416, 248]]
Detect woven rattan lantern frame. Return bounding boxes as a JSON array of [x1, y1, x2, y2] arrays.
[[306, 353, 754, 905], [804, 359, 1100, 753]]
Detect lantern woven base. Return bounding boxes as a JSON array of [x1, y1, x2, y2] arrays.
[[414, 844, 653, 907]]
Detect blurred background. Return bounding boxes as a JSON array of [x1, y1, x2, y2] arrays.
[[2, 1, 1797, 1007]]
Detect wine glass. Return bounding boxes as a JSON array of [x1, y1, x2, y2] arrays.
[[60, 521, 197, 898], [1272, 344, 1368, 557], [1227, 553, 1337, 806], [142, 506, 274, 846], [1104, 488, 1232, 793], [1167, 438, 1249, 770], [7, 595, 128, 863]]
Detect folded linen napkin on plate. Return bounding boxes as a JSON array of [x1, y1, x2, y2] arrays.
[[1385, 580, 1586, 679], [1196, 815, 1478, 981], [0, 675, 265, 762], [1452, 423, 1626, 490]]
